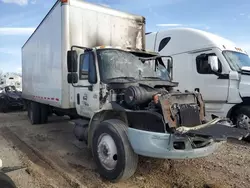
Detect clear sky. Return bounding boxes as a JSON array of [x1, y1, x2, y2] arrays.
[[0, 0, 250, 73]]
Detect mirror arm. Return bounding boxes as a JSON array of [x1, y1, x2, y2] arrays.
[[211, 71, 229, 79]]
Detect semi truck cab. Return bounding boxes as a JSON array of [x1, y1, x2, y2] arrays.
[[146, 28, 250, 130]]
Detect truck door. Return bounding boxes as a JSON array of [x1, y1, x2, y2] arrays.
[[192, 51, 229, 113], [75, 51, 100, 118]]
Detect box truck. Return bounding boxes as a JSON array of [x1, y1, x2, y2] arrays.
[[146, 28, 250, 131], [22, 0, 248, 182]]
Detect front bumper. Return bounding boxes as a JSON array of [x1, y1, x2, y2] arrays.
[[127, 128, 223, 159]]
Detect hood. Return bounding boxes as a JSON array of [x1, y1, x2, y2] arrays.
[[239, 68, 250, 97]]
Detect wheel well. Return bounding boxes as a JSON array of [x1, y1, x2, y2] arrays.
[[227, 97, 250, 119], [87, 110, 127, 148]]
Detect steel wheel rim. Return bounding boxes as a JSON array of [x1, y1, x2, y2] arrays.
[[236, 114, 250, 130], [97, 133, 118, 170]]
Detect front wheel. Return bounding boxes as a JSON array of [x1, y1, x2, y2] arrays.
[[232, 106, 250, 141], [92, 119, 138, 182], [233, 106, 250, 130], [0, 172, 17, 188]]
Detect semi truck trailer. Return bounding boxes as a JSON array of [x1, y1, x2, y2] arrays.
[[22, 0, 249, 182]]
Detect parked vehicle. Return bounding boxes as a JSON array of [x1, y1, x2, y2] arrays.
[[21, 0, 249, 182], [0, 85, 24, 112], [0, 159, 19, 188], [146, 28, 250, 130]]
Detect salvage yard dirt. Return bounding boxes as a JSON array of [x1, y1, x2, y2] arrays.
[[0, 112, 250, 188]]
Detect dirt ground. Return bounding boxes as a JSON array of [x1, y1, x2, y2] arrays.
[[0, 111, 250, 188]]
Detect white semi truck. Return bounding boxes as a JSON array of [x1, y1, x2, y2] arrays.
[[22, 0, 248, 182], [146, 28, 250, 130]]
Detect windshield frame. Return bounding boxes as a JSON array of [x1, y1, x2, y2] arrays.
[[222, 50, 250, 72], [96, 48, 171, 83]]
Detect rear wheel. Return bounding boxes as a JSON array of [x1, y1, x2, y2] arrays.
[[69, 115, 78, 120], [54, 111, 64, 117], [40, 104, 48, 124], [27, 103, 30, 117], [92, 119, 138, 182], [29, 102, 41, 125]]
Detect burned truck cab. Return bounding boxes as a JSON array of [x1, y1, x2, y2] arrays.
[[94, 49, 246, 158], [68, 46, 249, 181]]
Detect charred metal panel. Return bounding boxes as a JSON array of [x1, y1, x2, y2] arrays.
[[159, 97, 177, 128], [159, 92, 201, 128], [194, 92, 205, 121]]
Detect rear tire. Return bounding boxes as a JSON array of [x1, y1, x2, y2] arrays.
[[54, 111, 64, 117], [29, 102, 41, 125], [69, 115, 78, 120], [92, 119, 138, 182], [27, 102, 30, 118], [40, 104, 48, 124]]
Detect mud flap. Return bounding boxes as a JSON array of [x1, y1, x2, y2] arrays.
[[177, 123, 250, 141]]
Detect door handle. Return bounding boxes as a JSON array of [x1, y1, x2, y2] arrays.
[[77, 93, 80, 105]]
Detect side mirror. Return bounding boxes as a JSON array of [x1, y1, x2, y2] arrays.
[[67, 73, 78, 84], [67, 50, 77, 72], [208, 56, 219, 72]]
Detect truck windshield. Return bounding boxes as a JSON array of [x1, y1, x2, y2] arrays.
[[223, 51, 250, 72], [97, 49, 170, 82]]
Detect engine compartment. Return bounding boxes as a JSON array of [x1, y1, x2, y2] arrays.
[[101, 81, 205, 131]]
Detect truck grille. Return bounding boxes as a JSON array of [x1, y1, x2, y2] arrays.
[[178, 104, 201, 127]]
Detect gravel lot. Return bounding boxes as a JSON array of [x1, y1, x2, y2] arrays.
[[0, 111, 250, 188]]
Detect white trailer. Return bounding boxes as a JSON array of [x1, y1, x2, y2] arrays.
[[22, 1, 248, 182], [146, 28, 250, 129]]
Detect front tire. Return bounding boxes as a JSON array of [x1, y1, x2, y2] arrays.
[[92, 119, 138, 182], [0, 172, 17, 188], [232, 106, 250, 141], [233, 106, 250, 130]]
